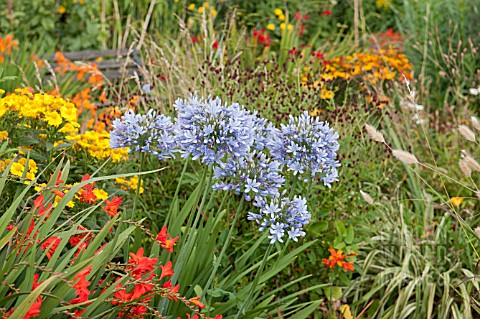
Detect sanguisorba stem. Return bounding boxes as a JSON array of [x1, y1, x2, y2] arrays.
[[202, 196, 245, 304], [235, 243, 274, 318]]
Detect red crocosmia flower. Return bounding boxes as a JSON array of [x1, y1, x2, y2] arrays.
[[6, 224, 14, 231], [32, 273, 42, 289], [189, 296, 205, 309], [131, 282, 154, 300], [53, 171, 64, 186], [119, 305, 147, 318], [41, 236, 61, 260], [24, 297, 42, 319], [113, 283, 133, 304], [33, 195, 44, 210], [160, 261, 174, 279], [38, 203, 52, 218], [70, 266, 92, 304], [103, 196, 122, 216], [191, 36, 198, 43], [72, 309, 87, 318], [212, 40, 219, 50], [180, 315, 199, 319], [156, 226, 179, 253], [78, 188, 97, 203], [127, 248, 158, 278], [163, 280, 180, 301], [322, 9, 332, 16]]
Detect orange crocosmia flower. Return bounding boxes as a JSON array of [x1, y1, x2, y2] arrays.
[[189, 296, 205, 309], [41, 236, 61, 260], [103, 196, 122, 216], [160, 261, 174, 279], [342, 261, 355, 272], [156, 226, 179, 253]]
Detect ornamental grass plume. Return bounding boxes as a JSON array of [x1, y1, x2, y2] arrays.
[[174, 94, 256, 165], [392, 149, 419, 165], [471, 116, 480, 131], [365, 124, 385, 143], [248, 195, 311, 243], [110, 109, 176, 160], [270, 111, 340, 186], [212, 151, 285, 202], [458, 125, 476, 142]]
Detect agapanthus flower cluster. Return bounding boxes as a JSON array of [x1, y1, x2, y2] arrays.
[[251, 117, 279, 152], [270, 111, 340, 186], [110, 109, 176, 160], [174, 95, 257, 164], [248, 195, 311, 244], [212, 151, 284, 202]]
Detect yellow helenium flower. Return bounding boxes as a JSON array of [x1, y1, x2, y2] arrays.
[[278, 14, 285, 21], [188, 3, 195, 10], [93, 189, 109, 201], [45, 112, 63, 127], [267, 23, 275, 31], [0, 131, 7, 140], [10, 162, 24, 176], [450, 197, 464, 207], [274, 8, 283, 16]]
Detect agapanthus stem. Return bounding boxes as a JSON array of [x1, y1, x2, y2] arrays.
[[165, 157, 190, 225], [235, 243, 273, 318], [132, 152, 146, 252], [202, 196, 245, 304]]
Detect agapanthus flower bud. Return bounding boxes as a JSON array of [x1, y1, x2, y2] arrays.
[[248, 195, 311, 244], [110, 109, 176, 160], [212, 151, 285, 202], [270, 111, 340, 186], [174, 94, 256, 165]]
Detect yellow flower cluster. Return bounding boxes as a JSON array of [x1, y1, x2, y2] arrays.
[[66, 130, 128, 162], [0, 130, 8, 140], [0, 89, 79, 133], [302, 48, 413, 95], [115, 175, 144, 194], [0, 157, 38, 181], [189, 2, 217, 17]]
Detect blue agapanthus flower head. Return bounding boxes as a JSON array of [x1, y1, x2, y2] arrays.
[[270, 111, 340, 187], [248, 195, 311, 244], [252, 117, 280, 152], [110, 109, 177, 160], [174, 94, 257, 165], [212, 151, 285, 202]]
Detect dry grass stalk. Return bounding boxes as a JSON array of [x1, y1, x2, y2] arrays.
[[365, 124, 385, 143], [392, 149, 419, 165]]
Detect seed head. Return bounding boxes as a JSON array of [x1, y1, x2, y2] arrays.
[[458, 125, 476, 142], [392, 149, 419, 165], [365, 124, 385, 143]]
